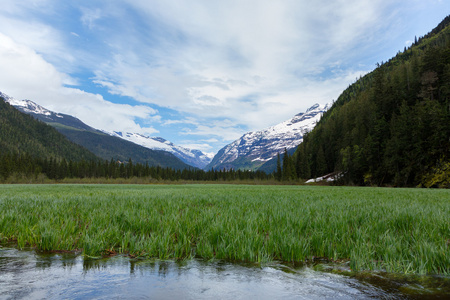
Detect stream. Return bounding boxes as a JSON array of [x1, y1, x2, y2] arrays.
[[1, 246, 449, 299]]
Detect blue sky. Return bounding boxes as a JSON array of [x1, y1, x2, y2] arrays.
[[0, 0, 449, 155]]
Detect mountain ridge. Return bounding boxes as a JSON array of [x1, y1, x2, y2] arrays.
[[1, 92, 101, 133]]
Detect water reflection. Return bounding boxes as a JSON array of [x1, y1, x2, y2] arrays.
[[0, 246, 449, 299]]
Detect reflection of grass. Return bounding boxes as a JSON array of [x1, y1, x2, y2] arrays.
[[0, 184, 449, 274]]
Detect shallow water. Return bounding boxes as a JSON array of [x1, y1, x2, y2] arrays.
[[0, 246, 448, 299]]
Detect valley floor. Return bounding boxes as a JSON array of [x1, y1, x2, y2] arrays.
[[0, 184, 449, 275]]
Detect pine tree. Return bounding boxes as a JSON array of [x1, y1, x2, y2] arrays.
[[296, 145, 311, 179], [315, 146, 327, 176], [281, 148, 297, 180]]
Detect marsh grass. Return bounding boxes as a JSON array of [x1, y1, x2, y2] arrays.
[[0, 184, 449, 274]]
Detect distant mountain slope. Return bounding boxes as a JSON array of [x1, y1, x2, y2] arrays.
[[207, 103, 329, 171], [109, 132, 212, 169], [58, 128, 191, 170], [0, 95, 98, 161], [295, 15, 450, 187], [1, 93, 193, 170], [3, 93, 97, 132]]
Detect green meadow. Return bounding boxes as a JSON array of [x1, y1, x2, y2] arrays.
[[0, 184, 449, 275]]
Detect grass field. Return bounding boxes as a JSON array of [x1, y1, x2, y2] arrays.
[[0, 184, 449, 274]]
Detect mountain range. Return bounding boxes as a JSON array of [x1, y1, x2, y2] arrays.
[[2, 91, 326, 173], [2, 93, 213, 169], [1, 92, 192, 170]]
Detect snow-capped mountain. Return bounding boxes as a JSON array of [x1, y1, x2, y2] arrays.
[[1, 91, 211, 169], [107, 132, 212, 169], [207, 103, 330, 171], [2, 93, 55, 116], [1, 91, 97, 132]]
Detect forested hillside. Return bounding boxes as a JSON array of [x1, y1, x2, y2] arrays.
[[0, 99, 98, 162], [295, 16, 450, 187]]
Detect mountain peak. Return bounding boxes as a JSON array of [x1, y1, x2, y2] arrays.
[[2, 92, 49, 116]]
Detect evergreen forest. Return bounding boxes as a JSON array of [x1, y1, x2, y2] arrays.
[[0, 99, 98, 162], [293, 16, 450, 187]]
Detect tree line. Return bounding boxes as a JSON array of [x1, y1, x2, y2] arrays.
[[0, 152, 271, 182]]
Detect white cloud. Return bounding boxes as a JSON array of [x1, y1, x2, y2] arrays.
[[80, 7, 103, 30], [179, 142, 214, 154], [88, 0, 396, 130], [180, 119, 246, 142], [0, 1, 77, 73], [163, 117, 198, 126], [1, 0, 448, 154], [0, 32, 159, 137]]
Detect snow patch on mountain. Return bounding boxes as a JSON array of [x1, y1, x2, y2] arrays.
[[107, 131, 213, 169], [1, 92, 62, 118]]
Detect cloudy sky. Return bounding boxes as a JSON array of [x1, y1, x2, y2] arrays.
[[0, 1, 448, 155]]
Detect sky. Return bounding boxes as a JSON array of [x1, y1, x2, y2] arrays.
[[0, 0, 449, 156]]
